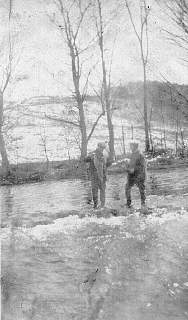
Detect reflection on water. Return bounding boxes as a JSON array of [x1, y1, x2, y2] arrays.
[[1, 168, 188, 229], [1, 187, 14, 217], [1, 167, 188, 320]]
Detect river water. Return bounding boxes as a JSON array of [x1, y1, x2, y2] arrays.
[[1, 168, 188, 320]]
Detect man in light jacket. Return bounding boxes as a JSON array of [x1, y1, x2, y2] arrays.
[[125, 141, 147, 211]]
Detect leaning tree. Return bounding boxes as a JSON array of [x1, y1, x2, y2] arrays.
[[124, 0, 151, 152], [47, 0, 105, 159]]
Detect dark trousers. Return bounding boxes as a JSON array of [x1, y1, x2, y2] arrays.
[[91, 177, 106, 208], [125, 174, 146, 206]]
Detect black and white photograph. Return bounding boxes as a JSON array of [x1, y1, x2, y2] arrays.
[[1, 0, 188, 319]]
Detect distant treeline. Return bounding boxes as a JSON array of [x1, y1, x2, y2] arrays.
[[114, 81, 188, 117], [16, 81, 188, 119], [85, 81, 188, 122]]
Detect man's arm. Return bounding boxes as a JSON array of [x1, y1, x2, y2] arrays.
[[106, 158, 113, 168]]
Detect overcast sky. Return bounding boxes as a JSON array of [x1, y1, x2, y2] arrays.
[[0, 0, 188, 101]]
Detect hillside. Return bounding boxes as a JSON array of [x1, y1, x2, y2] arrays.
[[2, 81, 188, 165], [111, 81, 188, 123]]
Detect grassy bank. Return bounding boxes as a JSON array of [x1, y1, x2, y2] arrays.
[[0, 159, 85, 186], [1, 152, 188, 186]]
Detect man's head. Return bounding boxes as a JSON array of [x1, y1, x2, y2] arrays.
[[97, 142, 106, 151], [130, 140, 139, 153]]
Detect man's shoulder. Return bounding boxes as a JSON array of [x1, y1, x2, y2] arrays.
[[84, 152, 95, 162]]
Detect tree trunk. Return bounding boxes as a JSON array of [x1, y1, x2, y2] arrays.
[[70, 50, 88, 159], [79, 102, 87, 159], [160, 100, 167, 150], [0, 91, 10, 174], [180, 129, 185, 156], [97, 0, 115, 161], [101, 55, 115, 160], [143, 67, 150, 152], [131, 124, 134, 140], [175, 107, 179, 155], [121, 125, 126, 155], [106, 109, 115, 160]]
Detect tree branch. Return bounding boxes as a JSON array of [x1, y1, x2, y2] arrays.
[[160, 72, 188, 104], [73, 1, 91, 42], [1, 0, 13, 93], [134, 102, 144, 120], [45, 114, 80, 127], [125, 0, 141, 43], [87, 110, 105, 142]]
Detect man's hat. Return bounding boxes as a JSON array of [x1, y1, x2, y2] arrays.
[[130, 139, 139, 147]]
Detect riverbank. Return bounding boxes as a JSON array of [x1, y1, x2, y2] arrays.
[[0, 159, 84, 186], [0, 154, 188, 186]]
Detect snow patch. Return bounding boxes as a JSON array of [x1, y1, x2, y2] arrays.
[[1, 215, 126, 242], [29, 215, 126, 240], [145, 207, 188, 225]]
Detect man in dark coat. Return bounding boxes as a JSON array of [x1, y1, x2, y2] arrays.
[[125, 141, 146, 210], [85, 142, 109, 209]]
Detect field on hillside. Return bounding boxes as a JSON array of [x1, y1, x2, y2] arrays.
[[4, 96, 188, 165]]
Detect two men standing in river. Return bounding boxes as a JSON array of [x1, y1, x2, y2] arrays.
[[85, 140, 148, 214]]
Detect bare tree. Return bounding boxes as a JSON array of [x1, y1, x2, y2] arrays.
[[57, 123, 79, 161], [160, 99, 167, 149], [94, 0, 115, 160], [124, 0, 150, 152], [158, 0, 188, 65], [0, 0, 27, 175], [38, 125, 50, 168], [49, 0, 104, 159], [0, 92, 9, 173], [0, 0, 13, 174]]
